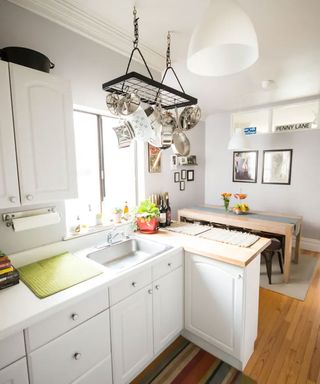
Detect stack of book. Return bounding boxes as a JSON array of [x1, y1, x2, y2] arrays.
[[0, 251, 19, 290]]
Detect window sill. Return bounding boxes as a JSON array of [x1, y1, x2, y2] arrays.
[[63, 221, 132, 241]]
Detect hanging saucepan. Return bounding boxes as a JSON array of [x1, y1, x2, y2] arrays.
[[118, 91, 141, 116], [106, 93, 120, 116], [171, 107, 191, 156], [179, 105, 201, 131]]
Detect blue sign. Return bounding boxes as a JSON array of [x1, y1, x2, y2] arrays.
[[244, 127, 257, 135]]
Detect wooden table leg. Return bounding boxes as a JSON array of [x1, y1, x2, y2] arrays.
[[283, 233, 293, 283], [294, 228, 302, 264]]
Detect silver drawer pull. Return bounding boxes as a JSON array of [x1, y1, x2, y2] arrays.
[[168, 262, 172, 267], [26, 194, 33, 201], [71, 313, 79, 321], [148, 289, 153, 294], [131, 281, 137, 287], [73, 352, 82, 360], [155, 285, 160, 290]]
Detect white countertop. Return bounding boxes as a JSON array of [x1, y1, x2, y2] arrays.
[[0, 229, 269, 341]]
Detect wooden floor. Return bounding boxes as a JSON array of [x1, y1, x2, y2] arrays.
[[244, 250, 320, 384]]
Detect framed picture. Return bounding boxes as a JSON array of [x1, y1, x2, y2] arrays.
[[233, 151, 258, 183], [170, 155, 178, 170], [178, 156, 188, 165], [174, 172, 180, 183], [187, 155, 197, 165], [187, 170, 194, 181], [262, 149, 293, 185], [180, 181, 185, 191], [181, 169, 187, 180], [148, 144, 161, 173]]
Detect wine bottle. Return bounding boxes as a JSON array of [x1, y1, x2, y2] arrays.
[[165, 193, 171, 226], [159, 196, 167, 228]]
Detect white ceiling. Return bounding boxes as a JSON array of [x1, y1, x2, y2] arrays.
[[10, 0, 320, 116]]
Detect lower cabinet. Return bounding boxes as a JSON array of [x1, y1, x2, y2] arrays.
[[110, 265, 184, 384], [110, 286, 154, 384], [153, 267, 184, 355], [28, 310, 112, 384], [0, 358, 29, 384], [184, 252, 260, 369]]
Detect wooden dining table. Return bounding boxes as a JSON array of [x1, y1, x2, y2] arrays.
[[177, 205, 303, 283]]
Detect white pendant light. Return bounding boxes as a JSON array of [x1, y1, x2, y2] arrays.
[[227, 131, 251, 150], [187, 0, 259, 77]]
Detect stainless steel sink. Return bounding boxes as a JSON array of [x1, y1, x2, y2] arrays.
[[87, 237, 171, 271]]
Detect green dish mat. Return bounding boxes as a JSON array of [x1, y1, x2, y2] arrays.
[[18, 252, 103, 299]]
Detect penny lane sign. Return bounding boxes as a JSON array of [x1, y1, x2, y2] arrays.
[[275, 122, 312, 132]]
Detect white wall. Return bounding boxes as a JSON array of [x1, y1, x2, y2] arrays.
[[0, 1, 205, 253], [205, 113, 320, 239], [143, 121, 206, 219]]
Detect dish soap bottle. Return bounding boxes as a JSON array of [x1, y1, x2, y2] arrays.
[[123, 201, 129, 220]]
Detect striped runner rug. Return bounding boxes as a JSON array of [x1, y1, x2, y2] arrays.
[[131, 337, 256, 384]]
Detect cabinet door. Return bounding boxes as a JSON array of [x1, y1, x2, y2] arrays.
[[0, 61, 20, 209], [185, 253, 243, 358], [0, 358, 29, 384], [153, 267, 183, 355], [9, 63, 77, 205], [110, 286, 153, 384]]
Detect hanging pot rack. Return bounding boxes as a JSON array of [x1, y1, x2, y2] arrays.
[[102, 8, 198, 110]]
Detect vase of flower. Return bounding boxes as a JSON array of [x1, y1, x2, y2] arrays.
[[221, 193, 232, 212]]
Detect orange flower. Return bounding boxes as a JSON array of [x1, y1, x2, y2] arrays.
[[221, 192, 232, 199]]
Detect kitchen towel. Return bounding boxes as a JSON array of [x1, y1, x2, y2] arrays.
[[18, 252, 103, 298], [12, 212, 61, 232]]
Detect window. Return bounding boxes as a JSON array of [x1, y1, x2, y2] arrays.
[[65, 110, 137, 232]]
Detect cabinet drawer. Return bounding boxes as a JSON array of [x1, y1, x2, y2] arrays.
[[26, 288, 108, 351], [109, 267, 152, 306], [28, 310, 110, 384], [0, 357, 28, 384], [152, 249, 183, 280], [0, 331, 25, 370], [72, 356, 112, 384]]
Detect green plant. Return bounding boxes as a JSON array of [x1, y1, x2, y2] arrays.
[[113, 207, 122, 214], [136, 199, 160, 219]]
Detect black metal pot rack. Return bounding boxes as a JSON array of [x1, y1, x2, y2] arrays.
[[102, 9, 197, 110]]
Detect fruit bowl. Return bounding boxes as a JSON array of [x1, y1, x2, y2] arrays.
[[232, 203, 250, 215]]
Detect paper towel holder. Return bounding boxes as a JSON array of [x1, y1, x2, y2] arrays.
[[2, 207, 56, 228]]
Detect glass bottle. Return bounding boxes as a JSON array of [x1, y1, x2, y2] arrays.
[[165, 193, 171, 226], [159, 196, 167, 228]]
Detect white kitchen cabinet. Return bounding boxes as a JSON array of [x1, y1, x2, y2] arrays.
[[28, 310, 111, 384], [9, 63, 77, 205], [0, 358, 29, 384], [110, 285, 153, 384], [153, 266, 183, 355], [0, 61, 77, 208], [0, 61, 20, 209], [184, 252, 260, 370]]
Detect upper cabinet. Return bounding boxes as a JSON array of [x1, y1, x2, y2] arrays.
[[0, 61, 20, 209], [0, 61, 77, 209]]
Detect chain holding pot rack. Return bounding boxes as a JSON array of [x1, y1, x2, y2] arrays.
[[102, 8, 197, 110]]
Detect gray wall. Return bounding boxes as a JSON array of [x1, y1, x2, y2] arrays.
[[205, 113, 320, 239], [0, 1, 206, 253]]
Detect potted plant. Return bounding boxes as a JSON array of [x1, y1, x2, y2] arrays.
[[135, 199, 160, 234], [112, 208, 122, 224]]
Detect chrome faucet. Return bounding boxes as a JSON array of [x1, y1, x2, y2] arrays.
[[106, 229, 126, 245]]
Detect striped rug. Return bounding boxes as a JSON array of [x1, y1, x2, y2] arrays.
[[131, 337, 256, 384]]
